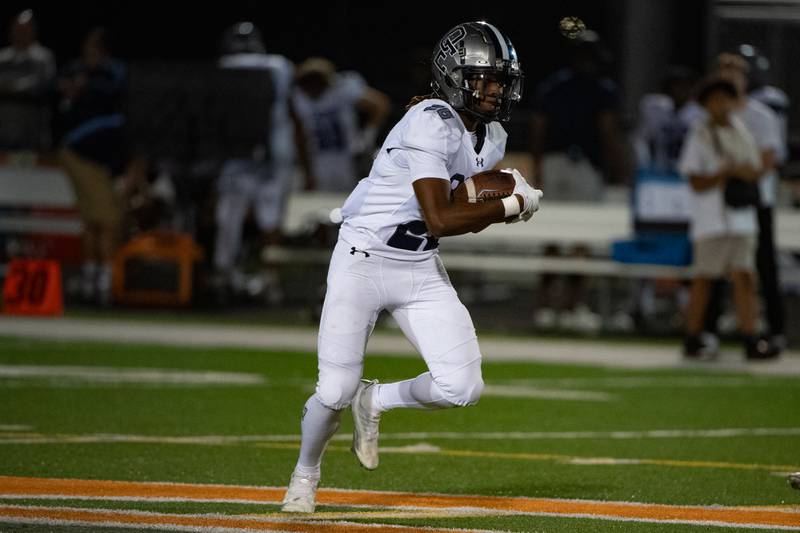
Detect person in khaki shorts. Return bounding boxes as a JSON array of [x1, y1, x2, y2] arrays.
[[677, 78, 777, 359], [57, 27, 127, 305]]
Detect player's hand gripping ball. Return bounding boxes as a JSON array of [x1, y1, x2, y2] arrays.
[[559, 16, 586, 39]]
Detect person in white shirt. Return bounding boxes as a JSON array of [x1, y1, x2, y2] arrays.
[[702, 53, 786, 354], [293, 57, 390, 192], [678, 78, 774, 359], [0, 9, 55, 150], [281, 21, 540, 514]]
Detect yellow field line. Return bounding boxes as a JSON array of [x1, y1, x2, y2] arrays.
[[254, 442, 800, 473]]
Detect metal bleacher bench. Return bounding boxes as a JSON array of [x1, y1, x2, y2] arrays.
[[266, 191, 800, 281]]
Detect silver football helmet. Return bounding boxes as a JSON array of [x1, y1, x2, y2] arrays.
[[431, 21, 523, 123]]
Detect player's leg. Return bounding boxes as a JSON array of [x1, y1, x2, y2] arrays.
[[283, 241, 381, 512], [351, 256, 483, 470], [756, 206, 785, 346], [253, 163, 293, 303], [380, 275, 483, 409], [213, 172, 251, 280], [684, 237, 726, 357]]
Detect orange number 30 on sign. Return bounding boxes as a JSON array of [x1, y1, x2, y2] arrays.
[[2, 259, 63, 316]]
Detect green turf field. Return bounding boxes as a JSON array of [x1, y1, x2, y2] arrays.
[[1, 334, 799, 532]]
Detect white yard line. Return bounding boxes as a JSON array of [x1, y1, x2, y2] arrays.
[[482, 384, 614, 401], [490, 376, 797, 388], [1, 427, 799, 446], [0, 365, 263, 386], [2, 316, 799, 374], [0, 425, 32, 431]]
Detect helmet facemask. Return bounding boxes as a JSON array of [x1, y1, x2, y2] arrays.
[[458, 67, 523, 123]]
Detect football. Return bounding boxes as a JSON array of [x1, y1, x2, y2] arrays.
[[452, 169, 516, 203]]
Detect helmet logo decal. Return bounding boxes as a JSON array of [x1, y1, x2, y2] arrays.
[[434, 26, 467, 74]]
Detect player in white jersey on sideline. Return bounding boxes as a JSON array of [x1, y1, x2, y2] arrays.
[[281, 21, 541, 513], [212, 22, 314, 299], [293, 57, 390, 192]]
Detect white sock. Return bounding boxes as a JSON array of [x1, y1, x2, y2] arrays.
[[81, 262, 97, 297], [375, 372, 453, 411], [296, 394, 340, 475], [293, 463, 321, 479]]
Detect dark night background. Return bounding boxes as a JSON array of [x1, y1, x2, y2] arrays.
[[0, 0, 708, 111]]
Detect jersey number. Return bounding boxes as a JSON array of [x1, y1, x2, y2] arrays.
[[386, 220, 439, 252], [313, 110, 346, 151]]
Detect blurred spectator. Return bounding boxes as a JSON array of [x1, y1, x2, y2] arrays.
[[701, 53, 786, 353], [0, 9, 55, 150], [57, 27, 127, 306], [211, 22, 314, 302], [737, 44, 790, 152], [678, 78, 777, 360], [292, 57, 390, 192], [735, 44, 799, 210], [631, 66, 698, 330], [634, 66, 698, 173], [530, 31, 630, 333], [530, 30, 630, 200], [738, 44, 800, 207]]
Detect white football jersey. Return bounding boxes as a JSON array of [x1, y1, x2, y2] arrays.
[[293, 71, 366, 192], [635, 94, 693, 173], [339, 98, 507, 260]]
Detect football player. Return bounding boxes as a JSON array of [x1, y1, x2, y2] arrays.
[[282, 21, 541, 513], [212, 22, 314, 299], [292, 57, 390, 192]]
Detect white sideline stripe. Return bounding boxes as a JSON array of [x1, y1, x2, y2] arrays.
[[0, 497, 500, 519], [2, 316, 799, 374], [0, 494, 507, 515], [482, 385, 613, 401], [0, 365, 264, 385], [1, 427, 799, 446], [0, 504, 504, 533]]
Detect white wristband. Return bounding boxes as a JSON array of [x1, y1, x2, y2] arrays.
[[502, 195, 521, 218]]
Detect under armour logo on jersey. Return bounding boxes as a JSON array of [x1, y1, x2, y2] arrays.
[[350, 247, 370, 257], [476, 157, 484, 167]]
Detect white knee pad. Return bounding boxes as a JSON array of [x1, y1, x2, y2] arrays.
[[433, 360, 484, 407], [315, 369, 361, 411]]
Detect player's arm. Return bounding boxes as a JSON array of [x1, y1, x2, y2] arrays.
[[356, 87, 391, 131], [688, 167, 730, 192], [288, 98, 316, 191], [413, 178, 522, 238]]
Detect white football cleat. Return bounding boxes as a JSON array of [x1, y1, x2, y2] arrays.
[[790, 472, 800, 490], [351, 379, 381, 470], [281, 471, 319, 513]]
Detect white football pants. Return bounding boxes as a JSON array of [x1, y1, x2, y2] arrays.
[[213, 158, 293, 272], [315, 238, 484, 411]]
